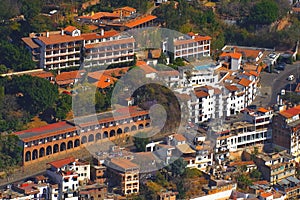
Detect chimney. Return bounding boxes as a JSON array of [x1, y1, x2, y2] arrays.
[[100, 29, 104, 36], [61, 29, 64, 35], [46, 32, 49, 38], [57, 70, 61, 75]]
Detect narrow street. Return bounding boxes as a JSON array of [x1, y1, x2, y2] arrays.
[[252, 62, 300, 107]]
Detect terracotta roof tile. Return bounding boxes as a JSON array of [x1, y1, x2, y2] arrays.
[[228, 161, 255, 167], [157, 70, 179, 77], [124, 15, 157, 28], [92, 74, 117, 89], [280, 105, 300, 118], [257, 107, 269, 113], [56, 70, 85, 82], [14, 121, 76, 142], [238, 78, 252, 87], [174, 35, 212, 46], [79, 12, 119, 20], [64, 26, 77, 33], [235, 47, 261, 59], [260, 192, 273, 198], [173, 133, 186, 142], [48, 157, 75, 169], [220, 52, 242, 60], [115, 6, 136, 12], [30, 71, 54, 79], [136, 61, 157, 74], [22, 37, 40, 49], [110, 158, 138, 170], [195, 90, 209, 98], [225, 85, 239, 92]]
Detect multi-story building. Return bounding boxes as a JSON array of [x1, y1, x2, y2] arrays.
[[46, 157, 80, 199], [173, 32, 211, 60], [214, 107, 273, 162], [22, 26, 135, 70], [83, 34, 135, 68], [105, 158, 139, 195], [14, 106, 151, 165], [276, 176, 300, 200], [79, 184, 107, 200], [272, 105, 300, 160], [189, 85, 223, 123], [243, 150, 296, 184]]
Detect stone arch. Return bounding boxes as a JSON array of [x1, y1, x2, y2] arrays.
[[124, 127, 130, 133], [138, 124, 144, 130], [145, 122, 150, 128], [103, 131, 108, 138], [131, 125, 137, 131], [88, 134, 94, 142], [60, 142, 66, 151], [81, 136, 87, 144], [32, 149, 38, 160], [25, 151, 31, 162], [126, 190, 132, 194], [67, 141, 73, 149], [53, 144, 59, 154], [117, 128, 122, 134], [110, 129, 116, 137], [46, 146, 52, 155], [74, 139, 80, 147], [96, 133, 101, 141], [39, 147, 45, 158]]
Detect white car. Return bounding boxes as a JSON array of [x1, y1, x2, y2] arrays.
[[288, 75, 295, 81]]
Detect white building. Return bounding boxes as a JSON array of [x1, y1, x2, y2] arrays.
[[22, 26, 135, 70], [173, 32, 211, 60], [214, 107, 273, 162], [46, 157, 91, 199]]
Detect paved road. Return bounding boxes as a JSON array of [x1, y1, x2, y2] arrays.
[[252, 62, 300, 107]]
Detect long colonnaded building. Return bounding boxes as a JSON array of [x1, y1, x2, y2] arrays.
[[14, 106, 151, 165]]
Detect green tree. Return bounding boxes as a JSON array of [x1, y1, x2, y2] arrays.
[[6, 75, 59, 115], [55, 93, 72, 120], [248, 0, 279, 25], [0, 134, 22, 171], [0, 40, 36, 72], [250, 169, 262, 180], [133, 132, 150, 152], [167, 157, 187, 177]]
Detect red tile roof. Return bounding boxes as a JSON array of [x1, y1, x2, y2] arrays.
[[157, 70, 180, 77], [220, 52, 242, 60], [174, 35, 212, 46], [225, 85, 239, 92], [14, 121, 77, 142], [48, 157, 75, 169], [228, 161, 255, 167], [79, 12, 120, 20], [64, 26, 77, 33], [173, 134, 186, 142], [114, 6, 136, 12], [195, 90, 209, 98], [238, 78, 252, 87], [92, 74, 117, 89], [22, 37, 40, 49], [124, 15, 157, 28], [257, 107, 269, 113], [30, 71, 54, 79], [260, 192, 273, 198], [81, 30, 119, 41], [235, 47, 261, 59], [56, 70, 85, 82], [136, 61, 157, 74], [110, 158, 138, 170], [280, 105, 300, 118]]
